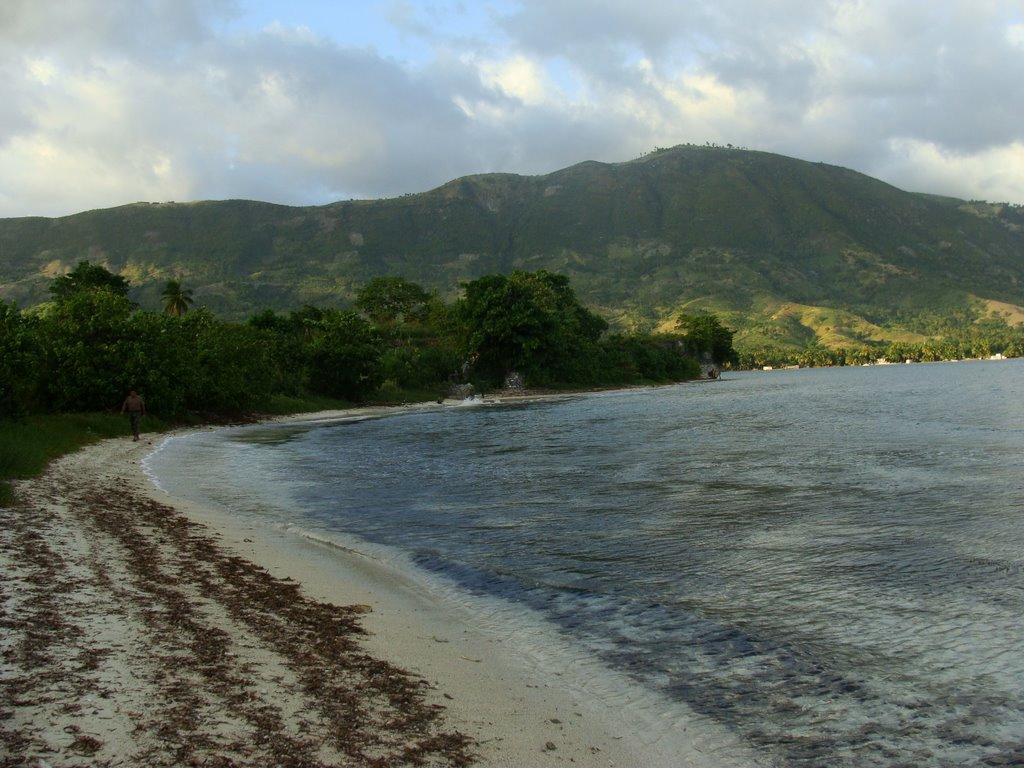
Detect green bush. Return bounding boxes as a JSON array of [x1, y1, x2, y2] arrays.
[[381, 344, 459, 389], [583, 335, 701, 386], [308, 311, 385, 401], [40, 289, 140, 412], [455, 270, 608, 385], [182, 310, 278, 413], [0, 301, 42, 417]]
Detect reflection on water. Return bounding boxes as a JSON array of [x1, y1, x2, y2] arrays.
[[149, 361, 1024, 767]]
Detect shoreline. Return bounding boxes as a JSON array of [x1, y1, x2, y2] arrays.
[[3, 392, 755, 767]]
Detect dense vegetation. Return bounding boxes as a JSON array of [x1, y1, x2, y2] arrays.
[[1, 145, 1022, 351], [3, 264, 718, 419]]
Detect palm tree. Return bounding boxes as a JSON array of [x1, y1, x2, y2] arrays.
[[161, 280, 194, 317]]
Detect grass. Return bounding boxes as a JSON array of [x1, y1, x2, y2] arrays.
[[0, 412, 172, 505]]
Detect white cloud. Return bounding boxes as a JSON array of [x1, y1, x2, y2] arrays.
[[26, 58, 56, 84], [0, 0, 1022, 216], [881, 139, 1024, 204], [477, 55, 554, 105]]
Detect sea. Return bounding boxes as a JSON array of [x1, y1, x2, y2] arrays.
[[145, 360, 1024, 767]]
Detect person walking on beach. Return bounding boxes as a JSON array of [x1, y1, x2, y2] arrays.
[[121, 390, 146, 441]]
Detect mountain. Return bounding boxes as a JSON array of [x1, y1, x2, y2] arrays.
[[2, 145, 1023, 350]]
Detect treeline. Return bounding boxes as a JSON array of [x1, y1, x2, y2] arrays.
[[740, 325, 1024, 369], [1, 262, 734, 418]]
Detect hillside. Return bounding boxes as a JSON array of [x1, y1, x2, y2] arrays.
[[2, 145, 1023, 350]]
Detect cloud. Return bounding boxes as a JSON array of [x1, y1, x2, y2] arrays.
[[477, 55, 555, 106], [880, 139, 1024, 204], [1007, 22, 1024, 48], [0, 0, 1022, 216]]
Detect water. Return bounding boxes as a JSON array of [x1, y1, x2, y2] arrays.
[[147, 361, 1024, 767]]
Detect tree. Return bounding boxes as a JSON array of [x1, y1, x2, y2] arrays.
[[248, 309, 292, 334], [39, 289, 136, 411], [455, 270, 608, 383], [287, 305, 327, 340], [161, 280, 194, 317], [50, 261, 130, 302], [181, 310, 278, 413], [307, 311, 385, 400], [676, 313, 737, 365], [246, 309, 313, 396], [355, 277, 430, 324], [0, 302, 42, 417]]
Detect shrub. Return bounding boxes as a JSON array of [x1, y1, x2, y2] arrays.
[[181, 310, 278, 414], [308, 311, 384, 401], [381, 344, 459, 389], [455, 270, 608, 384], [0, 302, 42, 417], [355, 277, 431, 324], [40, 289, 137, 412]]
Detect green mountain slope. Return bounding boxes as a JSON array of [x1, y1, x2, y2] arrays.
[[2, 145, 1023, 350]]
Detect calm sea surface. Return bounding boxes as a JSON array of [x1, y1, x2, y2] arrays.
[[148, 361, 1024, 767]]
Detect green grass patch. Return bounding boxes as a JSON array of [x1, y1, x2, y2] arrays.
[[0, 412, 172, 505]]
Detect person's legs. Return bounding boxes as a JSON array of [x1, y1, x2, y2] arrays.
[[129, 412, 140, 441]]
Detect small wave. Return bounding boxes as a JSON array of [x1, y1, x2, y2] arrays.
[[140, 435, 178, 492], [141, 428, 215, 493], [279, 522, 389, 562]]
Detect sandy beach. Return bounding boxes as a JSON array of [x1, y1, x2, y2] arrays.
[[1, 403, 752, 768]]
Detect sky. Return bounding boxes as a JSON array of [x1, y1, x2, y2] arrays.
[[1, 0, 1023, 217]]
